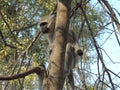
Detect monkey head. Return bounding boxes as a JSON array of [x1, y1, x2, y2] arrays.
[[77, 49, 83, 56], [40, 15, 55, 34]]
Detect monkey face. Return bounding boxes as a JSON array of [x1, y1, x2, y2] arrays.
[[40, 15, 55, 34], [77, 49, 83, 56], [40, 22, 50, 33]]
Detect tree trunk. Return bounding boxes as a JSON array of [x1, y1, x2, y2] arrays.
[[43, 0, 71, 90]]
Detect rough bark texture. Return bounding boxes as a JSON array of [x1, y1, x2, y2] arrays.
[[43, 0, 71, 90]]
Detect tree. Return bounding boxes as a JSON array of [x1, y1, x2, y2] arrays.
[[42, 0, 71, 90], [0, 0, 120, 90]]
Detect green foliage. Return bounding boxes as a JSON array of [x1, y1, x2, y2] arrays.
[[0, 0, 51, 89], [0, 0, 109, 89]]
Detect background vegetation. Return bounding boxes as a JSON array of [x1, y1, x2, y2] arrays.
[[0, 0, 120, 90]]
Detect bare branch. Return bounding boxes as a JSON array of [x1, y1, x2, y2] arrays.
[[99, 0, 120, 32], [49, 4, 57, 15], [12, 30, 42, 73], [0, 29, 17, 49], [0, 64, 46, 80], [79, 3, 117, 89], [112, 22, 120, 46], [106, 71, 115, 89], [0, 11, 22, 45], [13, 23, 38, 32]]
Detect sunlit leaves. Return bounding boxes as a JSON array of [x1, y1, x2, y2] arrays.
[[37, 0, 57, 14], [0, 0, 49, 89], [0, 50, 7, 59], [0, 0, 113, 89]]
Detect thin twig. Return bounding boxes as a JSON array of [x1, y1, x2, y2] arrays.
[[0, 29, 17, 49]]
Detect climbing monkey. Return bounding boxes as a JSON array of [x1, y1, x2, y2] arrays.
[[40, 14, 83, 90]]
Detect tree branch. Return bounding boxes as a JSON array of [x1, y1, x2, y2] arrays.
[[13, 23, 38, 32], [99, 0, 120, 32], [0, 11, 22, 46], [0, 64, 46, 80], [0, 11, 16, 38], [0, 29, 17, 49]]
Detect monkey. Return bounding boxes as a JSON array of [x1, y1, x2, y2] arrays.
[[40, 15, 56, 56], [40, 15, 55, 43], [40, 14, 83, 90], [40, 14, 83, 71]]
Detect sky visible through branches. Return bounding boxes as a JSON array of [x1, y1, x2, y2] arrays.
[[91, 0, 120, 89]]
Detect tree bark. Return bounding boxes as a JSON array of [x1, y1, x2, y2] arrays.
[[43, 0, 71, 90]]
